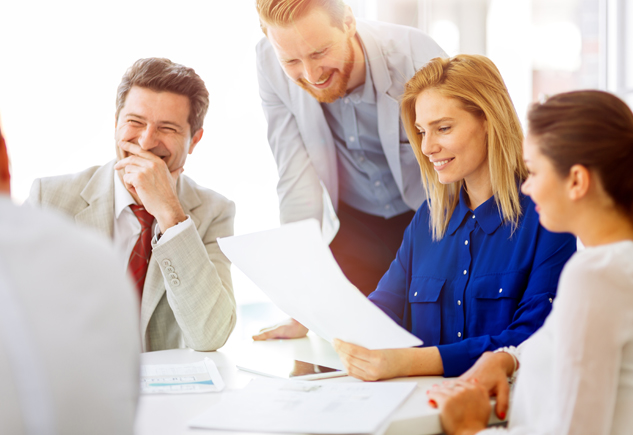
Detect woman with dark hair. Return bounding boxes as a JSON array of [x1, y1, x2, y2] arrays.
[[427, 90, 633, 435]]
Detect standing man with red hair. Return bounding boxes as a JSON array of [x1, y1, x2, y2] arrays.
[[253, 0, 445, 339]]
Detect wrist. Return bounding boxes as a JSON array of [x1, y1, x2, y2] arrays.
[[156, 209, 187, 233], [407, 346, 443, 376], [492, 350, 517, 378]]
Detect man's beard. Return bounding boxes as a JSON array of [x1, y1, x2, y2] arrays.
[[296, 37, 355, 104]]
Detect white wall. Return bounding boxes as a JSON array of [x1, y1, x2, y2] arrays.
[[0, 0, 280, 305]]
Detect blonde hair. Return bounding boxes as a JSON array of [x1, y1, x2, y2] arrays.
[[256, 0, 346, 35], [401, 55, 527, 240]]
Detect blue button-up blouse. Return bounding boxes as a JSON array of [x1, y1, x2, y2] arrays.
[[368, 188, 576, 376]]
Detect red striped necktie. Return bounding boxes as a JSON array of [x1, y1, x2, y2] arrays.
[[127, 204, 155, 299]]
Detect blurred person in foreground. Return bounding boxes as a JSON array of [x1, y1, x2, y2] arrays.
[[252, 0, 447, 340], [27, 57, 236, 352], [0, 127, 139, 434], [427, 90, 633, 434], [332, 55, 576, 379]]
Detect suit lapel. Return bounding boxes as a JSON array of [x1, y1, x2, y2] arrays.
[[357, 22, 405, 194], [290, 83, 340, 209], [75, 160, 116, 239]]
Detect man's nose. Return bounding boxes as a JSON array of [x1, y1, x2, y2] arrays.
[[139, 126, 159, 150], [303, 60, 322, 84]]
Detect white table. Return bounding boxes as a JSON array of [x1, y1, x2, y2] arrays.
[[136, 336, 500, 435]]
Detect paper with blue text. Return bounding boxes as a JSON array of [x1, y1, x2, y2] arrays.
[[140, 358, 224, 394]]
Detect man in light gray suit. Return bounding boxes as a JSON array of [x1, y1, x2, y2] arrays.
[[28, 58, 236, 352], [253, 0, 445, 339]]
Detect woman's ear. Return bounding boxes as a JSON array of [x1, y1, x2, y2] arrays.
[[567, 164, 590, 201]]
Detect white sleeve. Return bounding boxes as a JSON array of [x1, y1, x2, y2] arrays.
[[482, 253, 629, 435], [550, 256, 627, 435], [152, 215, 192, 245]]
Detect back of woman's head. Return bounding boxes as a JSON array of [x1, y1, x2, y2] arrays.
[[401, 54, 526, 239], [528, 90, 633, 217]]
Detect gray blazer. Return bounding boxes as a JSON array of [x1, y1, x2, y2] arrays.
[[28, 159, 237, 352], [256, 19, 446, 242]]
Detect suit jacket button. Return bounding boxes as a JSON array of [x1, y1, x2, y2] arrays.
[[171, 279, 180, 287], [168, 272, 178, 279], [165, 266, 175, 273], [162, 259, 172, 267]]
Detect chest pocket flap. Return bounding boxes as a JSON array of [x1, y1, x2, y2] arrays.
[[470, 271, 528, 300], [409, 276, 446, 303]]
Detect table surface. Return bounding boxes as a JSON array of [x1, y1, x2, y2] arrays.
[[135, 336, 498, 435]]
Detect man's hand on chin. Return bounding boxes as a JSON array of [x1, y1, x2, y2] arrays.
[[114, 140, 187, 233]]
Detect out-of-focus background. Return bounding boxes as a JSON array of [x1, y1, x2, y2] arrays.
[[1, 0, 631, 339]]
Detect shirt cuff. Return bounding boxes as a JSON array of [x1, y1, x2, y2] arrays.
[[436, 341, 476, 377], [152, 216, 192, 246]]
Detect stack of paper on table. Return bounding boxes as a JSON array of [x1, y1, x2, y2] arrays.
[[189, 378, 417, 434], [218, 219, 422, 349]]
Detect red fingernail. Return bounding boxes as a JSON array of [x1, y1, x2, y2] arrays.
[[472, 378, 479, 383], [499, 411, 506, 420], [428, 399, 437, 408]]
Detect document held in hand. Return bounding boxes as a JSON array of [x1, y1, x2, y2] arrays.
[[218, 219, 423, 349]]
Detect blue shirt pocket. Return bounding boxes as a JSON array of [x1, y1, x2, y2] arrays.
[[408, 276, 446, 346], [467, 271, 528, 336]]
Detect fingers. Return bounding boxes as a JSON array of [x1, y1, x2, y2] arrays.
[[115, 155, 155, 173], [252, 328, 277, 341], [426, 384, 452, 409], [252, 324, 288, 341], [332, 339, 373, 363], [340, 357, 374, 380], [426, 379, 480, 408], [117, 140, 160, 160], [333, 339, 380, 381], [252, 319, 308, 341], [494, 378, 510, 420]]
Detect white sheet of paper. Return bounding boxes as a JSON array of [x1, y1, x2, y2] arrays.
[[140, 358, 225, 394], [189, 378, 417, 434], [218, 219, 422, 349]]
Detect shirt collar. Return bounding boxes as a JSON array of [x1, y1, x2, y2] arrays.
[[347, 36, 376, 105], [447, 187, 504, 236], [113, 170, 137, 218]]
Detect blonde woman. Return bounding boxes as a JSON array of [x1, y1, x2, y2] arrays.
[[333, 55, 576, 388]]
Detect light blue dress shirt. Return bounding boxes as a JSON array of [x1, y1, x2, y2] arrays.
[[368, 189, 577, 376], [321, 41, 410, 219]]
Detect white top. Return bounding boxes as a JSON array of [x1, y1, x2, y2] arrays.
[[482, 241, 633, 434], [112, 171, 191, 271], [0, 196, 140, 435]]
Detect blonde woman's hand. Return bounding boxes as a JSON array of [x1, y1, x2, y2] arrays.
[[332, 339, 412, 381]]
